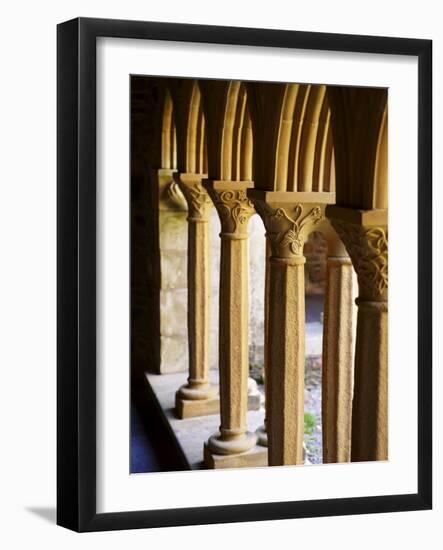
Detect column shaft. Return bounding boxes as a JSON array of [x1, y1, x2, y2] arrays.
[[248, 190, 328, 466], [175, 173, 217, 417], [186, 217, 210, 392], [256, 240, 271, 446], [352, 300, 388, 461], [267, 256, 306, 465], [328, 210, 388, 462], [218, 234, 250, 443], [204, 181, 257, 458], [322, 254, 356, 463]]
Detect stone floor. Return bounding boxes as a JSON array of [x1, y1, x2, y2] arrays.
[[143, 359, 323, 470], [145, 370, 266, 469]]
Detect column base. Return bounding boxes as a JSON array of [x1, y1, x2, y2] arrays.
[[255, 427, 308, 462], [204, 441, 268, 469], [175, 383, 218, 419], [175, 378, 262, 419], [175, 393, 220, 419]]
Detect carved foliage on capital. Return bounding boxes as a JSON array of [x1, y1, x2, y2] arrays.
[[208, 189, 255, 234], [161, 180, 188, 211], [331, 220, 388, 300], [255, 202, 323, 258], [177, 180, 212, 220]]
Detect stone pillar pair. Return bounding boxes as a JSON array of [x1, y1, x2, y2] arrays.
[[327, 206, 388, 462], [321, 226, 357, 464], [175, 175, 261, 436], [250, 199, 387, 465], [253, 216, 358, 465], [248, 190, 332, 465]]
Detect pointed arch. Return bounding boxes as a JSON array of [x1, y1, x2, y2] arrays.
[[247, 82, 334, 193], [160, 88, 177, 170], [373, 104, 388, 209], [312, 94, 335, 193], [275, 83, 304, 190], [246, 82, 286, 190], [327, 86, 387, 209], [199, 80, 253, 181], [168, 79, 207, 174], [296, 85, 327, 191], [239, 104, 253, 181]]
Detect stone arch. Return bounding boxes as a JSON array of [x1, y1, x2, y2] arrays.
[[246, 82, 285, 190], [373, 104, 388, 209], [168, 79, 207, 175], [312, 94, 335, 193], [160, 88, 177, 170], [199, 80, 253, 181], [247, 82, 335, 194], [282, 84, 332, 192], [326, 86, 387, 209]]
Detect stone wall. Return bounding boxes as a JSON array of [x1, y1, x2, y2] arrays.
[[131, 77, 161, 378], [162, 208, 267, 372], [157, 173, 189, 373]]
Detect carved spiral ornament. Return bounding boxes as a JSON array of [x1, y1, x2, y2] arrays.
[[209, 189, 255, 234], [163, 180, 187, 211], [254, 202, 323, 258], [178, 182, 212, 219], [331, 220, 388, 299]]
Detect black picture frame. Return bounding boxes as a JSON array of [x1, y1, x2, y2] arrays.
[[57, 17, 432, 532]]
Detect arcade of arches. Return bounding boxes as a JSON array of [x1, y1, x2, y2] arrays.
[[131, 76, 388, 469]]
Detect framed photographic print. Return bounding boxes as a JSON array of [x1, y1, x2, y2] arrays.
[[57, 17, 432, 532]]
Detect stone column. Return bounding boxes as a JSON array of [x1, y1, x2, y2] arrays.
[[248, 190, 328, 466], [322, 227, 357, 463], [174, 173, 218, 418], [256, 239, 271, 447], [327, 206, 388, 462], [203, 181, 260, 467]]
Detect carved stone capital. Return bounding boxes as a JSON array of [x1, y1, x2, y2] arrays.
[[248, 190, 331, 261], [161, 179, 188, 211], [330, 218, 388, 301], [204, 180, 255, 236], [174, 173, 212, 221], [254, 201, 324, 260]]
